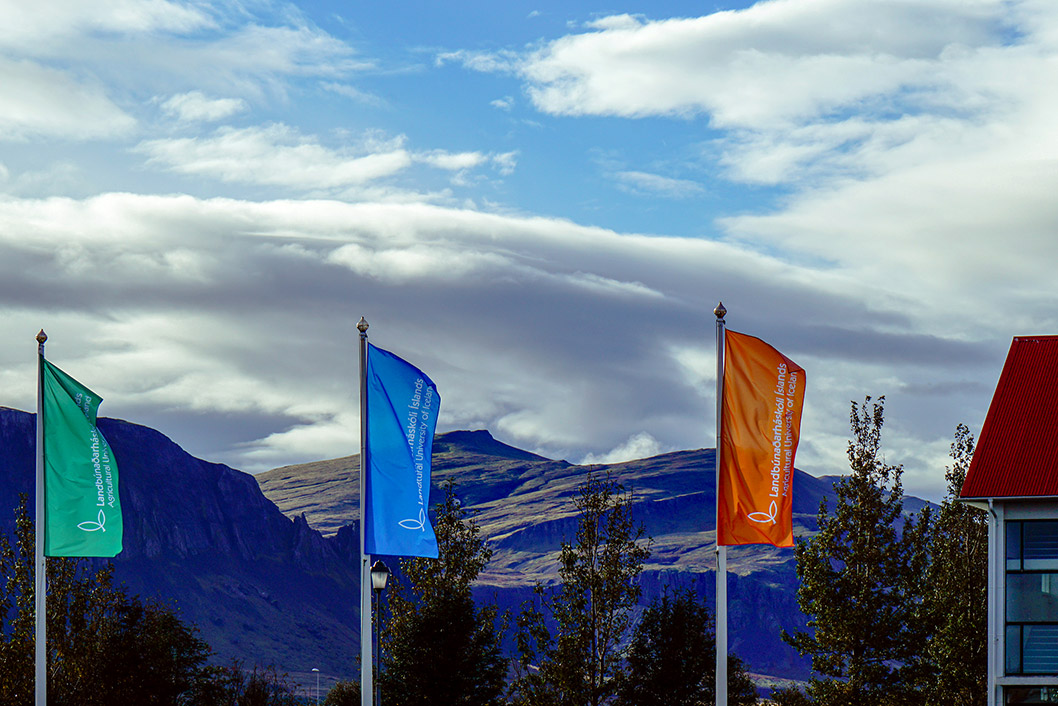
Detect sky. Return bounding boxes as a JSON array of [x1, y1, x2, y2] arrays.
[[1, 0, 1055, 502]]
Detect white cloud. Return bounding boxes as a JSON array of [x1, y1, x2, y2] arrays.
[[585, 14, 645, 31], [490, 96, 514, 111], [614, 170, 704, 198], [0, 58, 135, 140], [436, 49, 521, 73], [515, 0, 1009, 125], [321, 82, 386, 106], [493, 151, 518, 175], [0, 0, 213, 53], [0, 189, 1024, 492], [327, 242, 516, 283], [2, 0, 1053, 503], [415, 150, 489, 171], [135, 125, 520, 195], [0, 3, 368, 122], [581, 432, 666, 465], [135, 124, 413, 190], [160, 91, 248, 123]]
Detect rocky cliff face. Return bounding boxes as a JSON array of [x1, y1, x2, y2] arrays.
[[0, 407, 359, 688]]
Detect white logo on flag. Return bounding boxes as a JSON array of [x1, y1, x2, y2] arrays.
[[747, 500, 778, 525], [399, 507, 427, 531], [77, 509, 107, 532]]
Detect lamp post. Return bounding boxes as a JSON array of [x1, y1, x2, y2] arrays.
[[370, 560, 390, 706], [312, 667, 319, 705]]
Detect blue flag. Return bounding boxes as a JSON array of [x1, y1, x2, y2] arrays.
[[364, 344, 439, 558]]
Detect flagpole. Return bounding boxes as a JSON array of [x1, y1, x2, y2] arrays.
[[714, 303, 727, 706], [34, 329, 47, 706], [358, 317, 373, 706]]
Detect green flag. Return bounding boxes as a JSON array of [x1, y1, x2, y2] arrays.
[[41, 358, 123, 557]]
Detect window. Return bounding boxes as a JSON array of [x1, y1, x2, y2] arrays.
[[1007, 521, 1058, 674], [1006, 686, 1058, 704]]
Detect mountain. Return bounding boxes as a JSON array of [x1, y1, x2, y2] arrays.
[[0, 407, 359, 691], [0, 407, 929, 690], [258, 429, 854, 682]]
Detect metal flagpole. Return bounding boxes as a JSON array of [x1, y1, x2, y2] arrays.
[[35, 329, 47, 706], [358, 317, 373, 706], [714, 304, 727, 706]]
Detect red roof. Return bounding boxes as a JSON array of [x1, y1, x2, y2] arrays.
[[962, 336, 1058, 499]]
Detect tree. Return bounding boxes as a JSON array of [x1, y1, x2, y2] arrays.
[[228, 663, 300, 706], [616, 589, 757, 706], [510, 471, 651, 706], [767, 685, 812, 706], [379, 479, 507, 706], [921, 424, 986, 706], [0, 494, 216, 705], [323, 679, 360, 706], [183, 659, 301, 706], [783, 397, 930, 706]]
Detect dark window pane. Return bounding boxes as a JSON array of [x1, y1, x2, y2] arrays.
[[1010, 522, 1023, 571], [1024, 523, 1058, 571], [1009, 575, 1058, 622], [1006, 686, 1058, 703], [1008, 624, 1022, 673], [1021, 625, 1058, 674]]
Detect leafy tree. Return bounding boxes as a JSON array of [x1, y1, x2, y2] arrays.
[[616, 589, 756, 706], [0, 494, 215, 705], [783, 397, 930, 706], [228, 663, 300, 706], [921, 424, 986, 706], [767, 685, 812, 706], [379, 479, 507, 706], [510, 471, 651, 706], [186, 659, 301, 706], [323, 679, 359, 706]]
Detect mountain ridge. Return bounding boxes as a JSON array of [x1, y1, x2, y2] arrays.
[[0, 409, 931, 687], [257, 428, 855, 680], [0, 407, 359, 691]]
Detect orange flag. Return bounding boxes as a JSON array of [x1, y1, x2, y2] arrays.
[[718, 330, 806, 547]]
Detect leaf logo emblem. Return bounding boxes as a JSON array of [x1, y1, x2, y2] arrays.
[[747, 501, 778, 525], [399, 508, 427, 531], [77, 509, 107, 533]]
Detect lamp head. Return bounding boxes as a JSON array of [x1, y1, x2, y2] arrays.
[[370, 559, 390, 591]]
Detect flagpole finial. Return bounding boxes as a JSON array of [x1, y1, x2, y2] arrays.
[[357, 317, 369, 334], [714, 302, 727, 320], [36, 329, 47, 345]]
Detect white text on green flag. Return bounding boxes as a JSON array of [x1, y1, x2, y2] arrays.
[[41, 359, 123, 557]]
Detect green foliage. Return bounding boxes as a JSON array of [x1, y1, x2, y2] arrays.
[[215, 662, 301, 706], [783, 397, 929, 706], [767, 685, 812, 706], [0, 494, 214, 705], [920, 424, 987, 706], [616, 589, 756, 706], [323, 679, 359, 706], [0, 494, 300, 706], [510, 471, 651, 706], [379, 479, 507, 706]]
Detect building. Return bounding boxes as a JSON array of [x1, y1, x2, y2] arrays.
[[962, 336, 1058, 706]]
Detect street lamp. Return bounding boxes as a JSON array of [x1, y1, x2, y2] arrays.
[[370, 560, 390, 706], [312, 667, 319, 705], [370, 560, 390, 592]]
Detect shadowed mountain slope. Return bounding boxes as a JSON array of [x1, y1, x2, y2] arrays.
[[0, 408, 930, 688], [258, 429, 867, 681], [0, 406, 359, 691]]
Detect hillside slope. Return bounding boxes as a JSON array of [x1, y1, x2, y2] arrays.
[[258, 429, 850, 680], [0, 407, 359, 691]]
